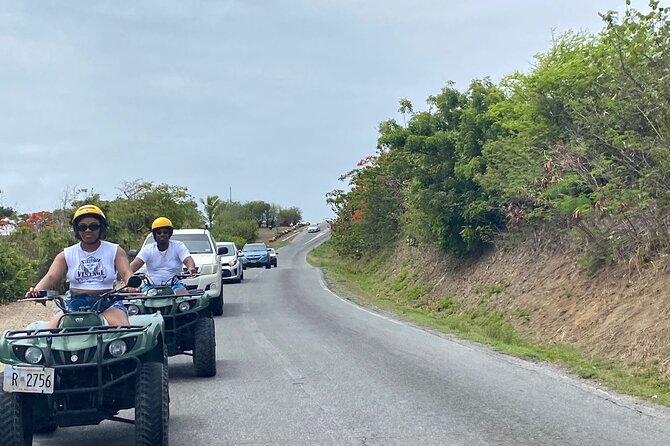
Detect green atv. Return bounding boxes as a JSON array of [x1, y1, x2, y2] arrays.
[[0, 276, 169, 446], [123, 273, 216, 377]]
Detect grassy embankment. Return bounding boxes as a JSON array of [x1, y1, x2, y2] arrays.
[[256, 225, 304, 249], [308, 241, 670, 407]]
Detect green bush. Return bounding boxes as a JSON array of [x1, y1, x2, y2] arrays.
[[0, 239, 36, 303]]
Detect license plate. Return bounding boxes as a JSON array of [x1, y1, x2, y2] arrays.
[[3, 364, 55, 394]]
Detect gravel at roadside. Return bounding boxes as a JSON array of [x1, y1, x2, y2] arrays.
[[0, 300, 56, 372]]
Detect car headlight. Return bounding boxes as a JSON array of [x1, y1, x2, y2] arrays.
[[227, 259, 237, 267], [178, 302, 190, 312], [108, 340, 128, 357], [199, 264, 216, 275], [24, 347, 43, 364], [127, 304, 140, 316]]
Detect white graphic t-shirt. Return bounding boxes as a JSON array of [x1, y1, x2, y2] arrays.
[[64, 241, 118, 290], [136, 240, 191, 285]]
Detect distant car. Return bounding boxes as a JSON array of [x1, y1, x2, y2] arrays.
[[268, 248, 278, 267], [241, 242, 272, 269], [217, 241, 244, 283], [307, 224, 320, 233]]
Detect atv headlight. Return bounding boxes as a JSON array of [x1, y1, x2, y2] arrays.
[[24, 347, 43, 364], [108, 340, 128, 357], [127, 304, 140, 316], [178, 302, 190, 312]]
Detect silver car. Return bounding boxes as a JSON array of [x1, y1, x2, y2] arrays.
[[268, 248, 278, 267], [217, 241, 244, 283]]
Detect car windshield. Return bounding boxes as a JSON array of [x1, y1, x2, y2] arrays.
[[144, 233, 213, 254], [243, 243, 267, 252], [217, 242, 235, 253]]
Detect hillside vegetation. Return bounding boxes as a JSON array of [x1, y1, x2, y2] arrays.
[[328, 3, 670, 269], [321, 2, 670, 404]]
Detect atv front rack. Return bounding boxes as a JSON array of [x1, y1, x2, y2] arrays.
[[5, 325, 147, 340]]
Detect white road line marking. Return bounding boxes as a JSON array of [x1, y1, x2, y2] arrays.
[[281, 232, 299, 242], [303, 231, 327, 245]]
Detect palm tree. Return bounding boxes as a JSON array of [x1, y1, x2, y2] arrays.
[[200, 195, 221, 229]]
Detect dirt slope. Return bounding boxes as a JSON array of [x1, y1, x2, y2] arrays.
[[394, 240, 670, 377]]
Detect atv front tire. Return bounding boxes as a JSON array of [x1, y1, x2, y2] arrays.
[[193, 317, 216, 377], [135, 362, 169, 446], [0, 375, 33, 446], [210, 287, 224, 316]]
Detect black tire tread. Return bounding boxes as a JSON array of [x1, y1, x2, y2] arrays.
[[135, 362, 169, 446], [210, 294, 224, 316], [0, 375, 32, 446], [193, 317, 216, 377], [210, 283, 224, 316]]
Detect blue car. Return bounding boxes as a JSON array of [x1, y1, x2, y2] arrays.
[[241, 243, 272, 269]]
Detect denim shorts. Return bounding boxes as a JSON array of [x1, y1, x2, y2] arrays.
[[140, 281, 186, 294], [65, 292, 128, 314]]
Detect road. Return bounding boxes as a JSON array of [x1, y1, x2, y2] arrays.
[[36, 224, 670, 445]]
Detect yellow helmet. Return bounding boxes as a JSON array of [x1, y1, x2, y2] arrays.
[[151, 217, 173, 230], [72, 204, 107, 240], [72, 204, 106, 223]]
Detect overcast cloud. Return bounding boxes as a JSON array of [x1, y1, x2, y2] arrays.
[[0, 0, 650, 222]]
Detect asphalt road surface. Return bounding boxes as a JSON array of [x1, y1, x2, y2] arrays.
[[36, 224, 670, 445]]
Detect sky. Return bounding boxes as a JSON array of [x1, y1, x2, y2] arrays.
[[0, 0, 652, 223]]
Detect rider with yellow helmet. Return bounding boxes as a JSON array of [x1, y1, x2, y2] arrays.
[[26, 204, 135, 328], [130, 217, 198, 295]]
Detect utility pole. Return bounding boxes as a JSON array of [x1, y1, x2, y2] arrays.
[[229, 186, 232, 203]]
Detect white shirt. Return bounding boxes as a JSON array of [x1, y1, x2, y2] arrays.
[[136, 240, 191, 285], [64, 241, 118, 290]]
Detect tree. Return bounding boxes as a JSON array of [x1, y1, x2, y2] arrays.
[[398, 98, 414, 126], [277, 207, 302, 226], [243, 201, 272, 227], [0, 189, 17, 219], [105, 181, 202, 249], [212, 201, 258, 244], [200, 195, 222, 229], [264, 204, 280, 229]]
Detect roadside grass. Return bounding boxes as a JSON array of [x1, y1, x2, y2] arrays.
[[256, 226, 300, 249], [308, 241, 670, 407]]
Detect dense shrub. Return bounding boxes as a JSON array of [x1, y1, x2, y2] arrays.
[[0, 239, 35, 302]]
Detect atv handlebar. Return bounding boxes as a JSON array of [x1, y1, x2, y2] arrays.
[[18, 275, 145, 313], [134, 272, 200, 287]]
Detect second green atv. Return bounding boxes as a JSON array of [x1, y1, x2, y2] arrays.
[[123, 273, 216, 377]]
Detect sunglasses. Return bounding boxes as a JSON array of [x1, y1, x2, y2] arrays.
[[76, 223, 101, 232], [154, 229, 171, 235]]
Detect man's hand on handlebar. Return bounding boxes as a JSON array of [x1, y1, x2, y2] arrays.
[[185, 266, 198, 276]]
